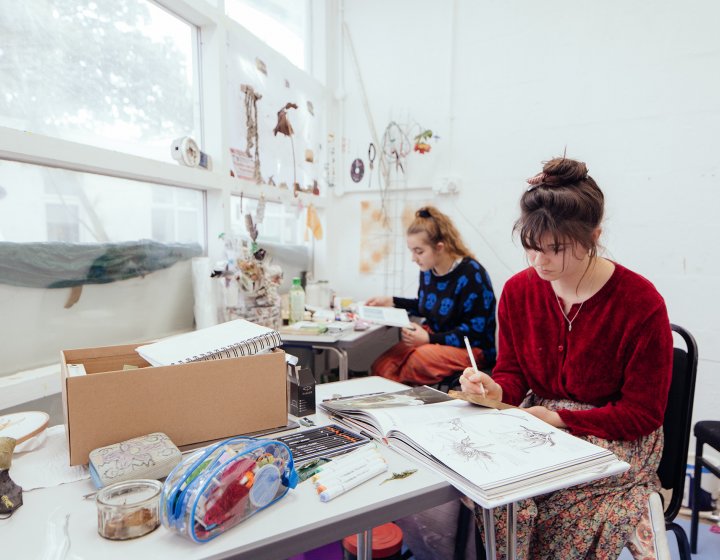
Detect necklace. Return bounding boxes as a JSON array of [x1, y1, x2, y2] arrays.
[[552, 259, 605, 331], [554, 293, 584, 331]]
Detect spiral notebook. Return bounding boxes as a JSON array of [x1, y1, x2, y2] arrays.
[[136, 319, 282, 366]]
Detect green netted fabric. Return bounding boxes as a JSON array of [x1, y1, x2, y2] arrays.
[[0, 240, 202, 289]]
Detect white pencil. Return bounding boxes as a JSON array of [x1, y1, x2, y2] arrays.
[[463, 336, 486, 397]]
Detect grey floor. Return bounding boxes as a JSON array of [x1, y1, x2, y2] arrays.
[[617, 516, 719, 560]]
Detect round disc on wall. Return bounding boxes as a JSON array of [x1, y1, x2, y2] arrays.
[[350, 158, 365, 182]]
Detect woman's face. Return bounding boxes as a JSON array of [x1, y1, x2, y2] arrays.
[[407, 233, 442, 272], [526, 234, 588, 282]]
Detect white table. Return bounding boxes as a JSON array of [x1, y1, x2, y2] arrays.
[[3, 377, 629, 560], [280, 323, 395, 381], [2, 377, 458, 560]]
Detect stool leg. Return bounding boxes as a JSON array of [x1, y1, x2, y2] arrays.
[[690, 439, 703, 554]]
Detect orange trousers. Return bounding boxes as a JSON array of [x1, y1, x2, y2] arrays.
[[370, 342, 486, 386]]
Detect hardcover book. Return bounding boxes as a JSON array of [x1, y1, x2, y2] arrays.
[[319, 386, 627, 508]]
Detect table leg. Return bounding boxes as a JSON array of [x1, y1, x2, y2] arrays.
[[356, 528, 373, 560], [482, 507, 497, 559], [313, 345, 349, 381], [506, 502, 516, 559]]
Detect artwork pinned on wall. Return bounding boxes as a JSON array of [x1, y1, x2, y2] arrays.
[[359, 200, 390, 275], [359, 199, 431, 277], [226, 31, 324, 195], [240, 84, 263, 183]]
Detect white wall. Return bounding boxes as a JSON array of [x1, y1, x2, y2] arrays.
[[322, 0, 720, 446]]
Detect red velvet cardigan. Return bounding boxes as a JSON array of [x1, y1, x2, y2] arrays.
[[493, 263, 673, 441]]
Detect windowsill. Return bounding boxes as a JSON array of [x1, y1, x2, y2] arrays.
[[0, 364, 61, 410]]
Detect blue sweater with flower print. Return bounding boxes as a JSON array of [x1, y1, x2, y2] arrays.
[[393, 257, 497, 366]]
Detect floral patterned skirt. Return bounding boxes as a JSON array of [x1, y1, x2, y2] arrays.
[[473, 396, 664, 560]]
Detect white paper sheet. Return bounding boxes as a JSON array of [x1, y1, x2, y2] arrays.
[[12, 425, 89, 490]]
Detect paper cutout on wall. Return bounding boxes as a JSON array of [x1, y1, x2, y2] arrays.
[[359, 201, 390, 274], [305, 204, 323, 241], [358, 200, 430, 275]]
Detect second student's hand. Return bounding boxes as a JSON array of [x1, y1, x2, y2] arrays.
[[459, 367, 502, 401], [365, 296, 393, 307], [401, 324, 429, 346]]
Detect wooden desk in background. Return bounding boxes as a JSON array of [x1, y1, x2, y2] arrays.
[[280, 323, 396, 381]]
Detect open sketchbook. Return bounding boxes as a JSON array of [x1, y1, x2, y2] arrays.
[[356, 305, 411, 328], [136, 319, 282, 366], [319, 386, 627, 508]]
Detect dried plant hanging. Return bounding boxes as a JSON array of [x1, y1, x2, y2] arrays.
[[273, 102, 299, 194], [413, 129, 433, 154], [241, 84, 263, 183]]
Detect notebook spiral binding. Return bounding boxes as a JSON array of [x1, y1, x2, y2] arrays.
[[182, 331, 282, 363]]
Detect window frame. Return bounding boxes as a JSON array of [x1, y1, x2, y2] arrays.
[[0, 0, 327, 390]]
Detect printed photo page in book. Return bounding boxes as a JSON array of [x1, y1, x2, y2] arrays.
[[319, 386, 478, 439], [136, 319, 282, 366]]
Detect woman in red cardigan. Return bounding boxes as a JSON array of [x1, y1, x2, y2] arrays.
[[460, 157, 673, 559]]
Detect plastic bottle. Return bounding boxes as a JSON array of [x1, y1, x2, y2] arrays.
[[289, 277, 306, 324]]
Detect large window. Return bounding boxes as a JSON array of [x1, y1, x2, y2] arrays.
[[0, 159, 205, 377], [0, 0, 199, 162], [226, 0, 309, 70], [0, 160, 205, 245]]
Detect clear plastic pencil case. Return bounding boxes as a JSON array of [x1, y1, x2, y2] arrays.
[[160, 436, 298, 543]]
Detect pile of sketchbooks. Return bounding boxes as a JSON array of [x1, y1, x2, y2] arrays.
[[319, 386, 627, 508]]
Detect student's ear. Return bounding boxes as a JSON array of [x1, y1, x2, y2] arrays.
[[591, 227, 602, 244], [435, 241, 446, 253]]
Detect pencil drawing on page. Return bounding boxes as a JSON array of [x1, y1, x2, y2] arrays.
[[436, 412, 558, 466]]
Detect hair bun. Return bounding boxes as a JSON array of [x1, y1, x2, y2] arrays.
[[541, 158, 588, 186]]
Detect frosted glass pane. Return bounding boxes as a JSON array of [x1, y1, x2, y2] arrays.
[[230, 195, 307, 245], [0, 0, 198, 161], [0, 160, 205, 246], [226, 0, 307, 69]]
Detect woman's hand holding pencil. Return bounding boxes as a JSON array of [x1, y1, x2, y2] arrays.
[[461, 336, 502, 401]]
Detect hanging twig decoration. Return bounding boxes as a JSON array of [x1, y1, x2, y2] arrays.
[[241, 84, 263, 183], [273, 102, 299, 195]]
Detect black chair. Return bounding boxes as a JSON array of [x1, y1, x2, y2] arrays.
[[655, 323, 698, 559], [432, 371, 464, 393], [690, 420, 720, 553], [432, 367, 494, 394]]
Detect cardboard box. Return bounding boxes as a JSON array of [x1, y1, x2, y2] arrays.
[[61, 344, 288, 466]]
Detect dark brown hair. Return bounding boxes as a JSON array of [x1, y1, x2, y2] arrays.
[[407, 206, 474, 259], [514, 157, 604, 261]]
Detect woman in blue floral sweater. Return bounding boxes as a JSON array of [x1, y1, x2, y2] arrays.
[[367, 206, 497, 385]]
